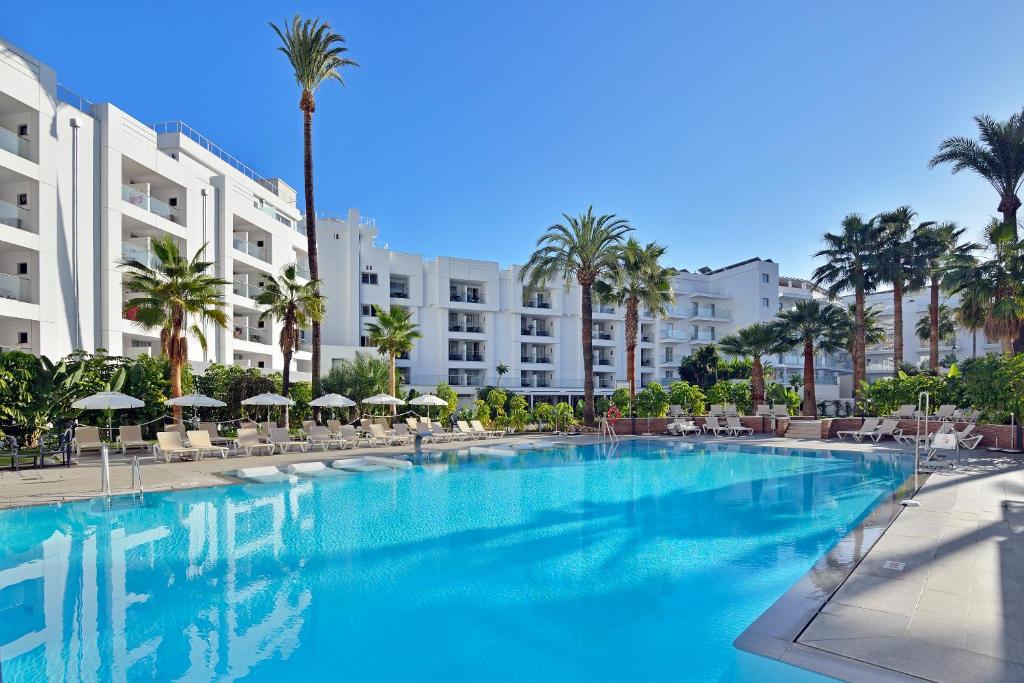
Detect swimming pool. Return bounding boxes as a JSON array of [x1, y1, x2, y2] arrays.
[[0, 440, 912, 682]]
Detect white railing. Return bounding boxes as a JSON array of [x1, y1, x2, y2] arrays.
[[0, 125, 30, 159], [232, 279, 265, 299], [121, 184, 179, 222], [152, 121, 280, 196], [121, 242, 161, 269], [0, 198, 29, 231], [233, 325, 269, 345], [57, 84, 94, 115], [0, 272, 30, 302], [232, 236, 268, 261]]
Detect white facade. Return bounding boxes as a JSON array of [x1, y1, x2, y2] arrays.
[[0, 39, 313, 379]]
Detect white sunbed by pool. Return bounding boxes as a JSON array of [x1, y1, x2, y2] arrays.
[[469, 446, 517, 458], [286, 462, 347, 478], [235, 466, 299, 484], [331, 456, 413, 472]]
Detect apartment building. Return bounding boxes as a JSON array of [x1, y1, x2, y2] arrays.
[[841, 289, 1000, 381], [0, 39, 312, 379]]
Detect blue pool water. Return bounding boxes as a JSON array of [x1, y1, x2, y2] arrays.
[[0, 440, 912, 682]]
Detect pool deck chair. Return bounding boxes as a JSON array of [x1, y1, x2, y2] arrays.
[[471, 420, 504, 438], [457, 421, 484, 440], [667, 419, 701, 436], [270, 427, 308, 453], [187, 430, 229, 459], [871, 419, 903, 442], [707, 405, 724, 418], [366, 423, 401, 446], [235, 428, 274, 456], [430, 422, 457, 442], [953, 423, 984, 450], [754, 404, 772, 418], [702, 416, 730, 437], [306, 425, 349, 451], [338, 425, 371, 447], [726, 417, 753, 436], [772, 405, 790, 418], [838, 418, 880, 441], [156, 431, 201, 462], [117, 425, 149, 455], [389, 423, 416, 444], [73, 426, 104, 459], [327, 419, 345, 436], [199, 422, 232, 446], [934, 404, 958, 421], [890, 405, 917, 420], [723, 404, 739, 417]]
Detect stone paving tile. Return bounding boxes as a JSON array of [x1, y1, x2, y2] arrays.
[[831, 571, 924, 617]]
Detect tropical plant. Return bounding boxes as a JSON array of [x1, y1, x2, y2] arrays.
[[840, 304, 887, 355], [364, 306, 421, 402], [858, 371, 962, 419], [954, 293, 987, 357], [495, 362, 509, 387], [874, 207, 932, 371], [533, 402, 555, 431], [929, 109, 1024, 238], [254, 263, 324, 397], [434, 382, 459, 421], [705, 381, 753, 416], [320, 352, 390, 405], [717, 323, 790, 406], [915, 304, 956, 345], [676, 345, 720, 389], [120, 236, 227, 421], [667, 380, 706, 415], [787, 373, 803, 392], [942, 219, 1024, 353], [553, 401, 577, 430], [271, 15, 358, 397], [610, 387, 632, 415], [813, 214, 881, 399], [777, 300, 847, 416], [765, 383, 801, 415], [915, 221, 968, 369], [634, 382, 670, 417], [519, 207, 632, 425], [595, 238, 673, 403]]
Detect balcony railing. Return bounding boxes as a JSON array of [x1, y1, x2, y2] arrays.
[[0, 125, 30, 160], [598, 305, 615, 314], [640, 360, 654, 368], [233, 325, 269, 345], [390, 288, 410, 299], [521, 356, 553, 364], [232, 279, 265, 299], [691, 332, 716, 342], [594, 331, 613, 341], [0, 199, 30, 231], [0, 272, 31, 302], [523, 298, 552, 309], [233, 236, 268, 261], [121, 242, 162, 269], [691, 307, 731, 319], [121, 184, 179, 222], [448, 324, 463, 332], [659, 328, 688, 341], [295, 262, 310, 279], [596, 358, 612, 366]]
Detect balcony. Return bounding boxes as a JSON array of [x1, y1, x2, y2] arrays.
[[0, 199, 30, 231], [691, 332, 716, 342], [594, 331, 613, 341], [521, 356, 552, 364], [523, 297, 552, 309], [232, 278, 265, 300], [0, 272, 30, 302], [449, 283, 485, 304], [233, 236, 269, 262], [659, 328, 688, 341], [690, 306, 731, 320], [640, 359, 654, 368], [233, 325, 270, 345], [448, 323, 464, 332], [596, 358, 613, 366], [122, 184, 179, 223], [390, 285, 410, 299], [295, 261, 310, 279], [121, 242, 161, 269], [0, 125, 30, 160], [597, 305, 615, 314]]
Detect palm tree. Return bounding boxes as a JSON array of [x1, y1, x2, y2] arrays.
[[841, 304, 887, 355], [594, 238, 673, 404], [120, 236, 227, 421], [914, 221, 967, 370], [717, 323, 791, 406], [495, 362, 509, 387], [929, 108, 1024, 238], [915, 304, 956, 347], [942, 219, 1024, 353], [812, 214, 881, 399], [777, 300, 847, 416], [254, 264, 324, 398], [271, 15, 357, 399], [874, 207, 931, 373], [364, 306, 421, 404], [520, 207, 632, 426], [954, 291, 987, 357]]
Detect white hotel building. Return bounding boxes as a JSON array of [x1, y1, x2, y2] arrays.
[[2, 36, 987, 404]]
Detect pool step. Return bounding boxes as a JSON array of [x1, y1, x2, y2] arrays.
[[785, 420, 824, 439]]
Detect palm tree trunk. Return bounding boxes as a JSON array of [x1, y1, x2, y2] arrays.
[[1000, 197, 1019, 240], [388, 352, 397, 414], [853, 288, 866, 402], [802, 339, 816, 417], [281, 349, 292, 400], [929, 278, 940, 371], [301, 100, 323, 409], [580, 282, 596, 426], [972, 330, 977, 357], [751, 357, 765, 405], [625, 298, 638, 405], [169, 351, 183, 424], [892, 280, 903, 374]]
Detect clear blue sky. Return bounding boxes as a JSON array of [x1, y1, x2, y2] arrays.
[[9, 2, 1024, 277]]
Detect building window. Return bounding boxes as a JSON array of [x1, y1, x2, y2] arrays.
[[360, 335, 371, 347], [361, 304, 373, 316], [17, 194, 28, 207], [17, 124, 28, 137], [761, 273, 770, 283], [17, 263, 28, 275], [332, 358, 345, 368], [762, 297, 770, 307], [18, 332, 28, 344], [361, 272, 378, 285]]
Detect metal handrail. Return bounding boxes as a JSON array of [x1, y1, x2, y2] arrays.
[[152, 121, 279, 196]]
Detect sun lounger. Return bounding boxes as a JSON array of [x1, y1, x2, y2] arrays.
[[871, 419, 903, 442], [239, 420, 257, 430], [707, 405, 724, 417], [156, 431, 202, 462], [471, 420, 504, 438], [895, 422, 953, 447], [163, 423, 187, 438], [726, 417, 753, 436], [389, 423, 417, 444], [934, 405, 957, 421], [754, 404, 772, 418], [838, 417, 880, 441], [234, 428, 274, 456], [457, 421, 483, 439], [199, 422, 232, 446], [302, 420, 318, 433], [772, 405, 790, 418], [723, 404, 739, 417], [702, 416, 730, 436], [429, 422, 457, 442], [117, 425, 149, 454], [73, 426, 104, 459], [305, 425, 348, 451], [269, 427, 308, 453], [187, 430, 229, 459], [366, 423, 401, 446], [889, 405, 917, 419], [953, 423, 983, 449], [667, 419, 701, 436]]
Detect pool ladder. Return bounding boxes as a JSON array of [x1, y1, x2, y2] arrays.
[[599, 417, 619, 443]]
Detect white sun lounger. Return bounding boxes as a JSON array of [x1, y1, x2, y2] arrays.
[[234, 428, 275, 456], [187, 430, 229, 459], [702, 416, 730, 436], [838, 418, 880, 441], [236, 465, 298, 484], [286, 462, 345, 477], [270, 427, 308, 453], [726, 417, 753, 436]]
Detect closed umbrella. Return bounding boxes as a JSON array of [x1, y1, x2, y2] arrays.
[[409, 394, 448, 419], [241, 392, 295, 426]]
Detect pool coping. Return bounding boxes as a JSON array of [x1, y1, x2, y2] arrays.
[[733, 457, 924, 682]]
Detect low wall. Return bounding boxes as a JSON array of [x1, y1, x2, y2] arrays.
[[611, 416, 779, 435]]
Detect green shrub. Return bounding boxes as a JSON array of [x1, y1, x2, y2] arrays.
[[667, 381, 706, 415], [765, 383, 800, 415], [635, 382, 670, 417], [859, 370, 962, 418], [705, 381, 753, 415]]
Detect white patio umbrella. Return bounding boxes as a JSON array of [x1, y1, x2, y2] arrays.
[[309, 393, 357, 408], [362, 393, 406, 417], [165, 393, 227, 427], [241, 392, 295, 425], [409, 394, 448, 419]]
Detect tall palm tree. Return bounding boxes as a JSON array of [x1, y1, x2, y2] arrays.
[[254, 264, 324, 398], [120, 236, 227, 421], [915, 304, 956, 347], [930, 109, 1024, 238], [943, 219, 1024, 354], [271, 15, 357, 399], [364, 306, 421, 405], [594, 238, 673, 405], [954, 291, 987, 357], [812, 214, 881, 399], [717, 323, 791, 406], [874, 207, 931, 373], [520, 207, 632, 425], [914, 221, 967, 370], [777, 300, 847, 416], [841, 304, 887, 355]]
